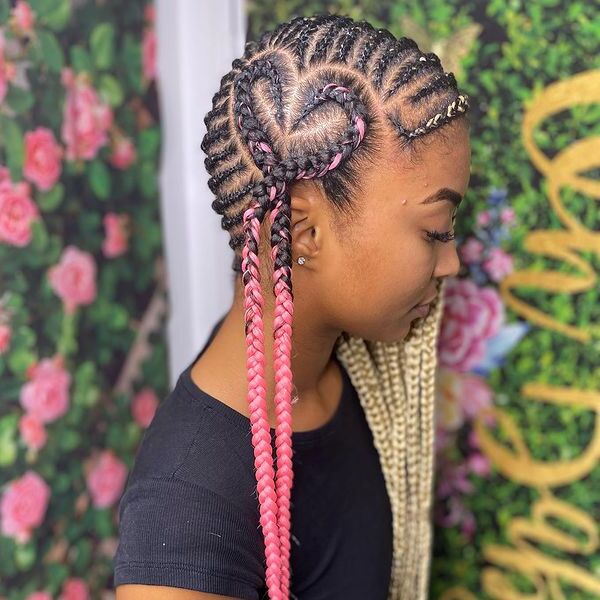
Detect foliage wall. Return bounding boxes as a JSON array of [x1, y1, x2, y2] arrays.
[[0, 0, 167, 598], [247, 2, 600, 599]]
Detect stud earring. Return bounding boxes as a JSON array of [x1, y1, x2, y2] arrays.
[[297, 256, 306, 265]]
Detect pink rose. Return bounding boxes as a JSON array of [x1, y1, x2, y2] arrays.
[[0, 323, 11, 354], [438, 278, 504, 372], [467, 452, 491, 477], [86, 449, 128, 508], [144, 3, 155, 23], [26, 593, 53, 600], [456, 373, 493, 420], [102, 212, 129, 258], [0, 176, 39, 247], [0, 470, 50, 543], [0, 30, 17, 103], [24, 127, 63, 191], [131, 387, 159, 428], [19, 413, 48, 450], [60, 68, 113, 161], [435, 371, 497, 441], [0, 165, 11, 184], [476, 210, 491, 226], [20, 356, 71, 424], [483, 247, 514, 282], [58, 578, 90, 600], [434, 424, 453, 453], [109, 135, 136, 170], [460, 508, 476, 540], [500, 207, 515, 225], [468, 427, 480, 448], [142, 27, 156, 83], [10, 1, 36, 36], [458, 236, 484, 264], [48, 245, 97, 314], [436, 461, 473, 499]]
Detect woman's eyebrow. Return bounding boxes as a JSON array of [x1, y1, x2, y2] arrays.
[[419, 188, 463, 207]]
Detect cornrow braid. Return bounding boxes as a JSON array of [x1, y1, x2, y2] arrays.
[[200, 12, 471, 599], [309, 15, 355, 65], [389, 92, 470, 140]]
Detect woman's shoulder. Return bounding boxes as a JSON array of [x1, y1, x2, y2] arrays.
[[114, 369, 266, 597], [124, 366, 258, 517]]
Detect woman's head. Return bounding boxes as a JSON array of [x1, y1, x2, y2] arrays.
[[202, 13, 470, 342], [200, 13, 471, 598]]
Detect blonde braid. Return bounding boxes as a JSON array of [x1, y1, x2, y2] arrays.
[[416, 279, 446, 597], [385, 341, 408, 598], [335, 279, 446, 599]]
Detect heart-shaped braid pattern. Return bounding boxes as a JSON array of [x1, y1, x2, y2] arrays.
[[200, 13, 471, 600]]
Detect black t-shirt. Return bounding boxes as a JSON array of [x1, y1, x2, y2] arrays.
[[113, 315, 393, 599]]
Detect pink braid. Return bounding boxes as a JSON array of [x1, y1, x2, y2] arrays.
[[269, 188, 295, 598], [241, 82, 367, 599], [267, 99, 366, 597], [241, 202, 284, 600]]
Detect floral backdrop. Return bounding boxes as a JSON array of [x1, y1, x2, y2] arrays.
[[2, 0, 598, 598], [0, 0, 166, 598], [249, 2, 600, 599]]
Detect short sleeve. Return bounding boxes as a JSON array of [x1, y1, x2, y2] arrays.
[[112, 475, 266, 599]]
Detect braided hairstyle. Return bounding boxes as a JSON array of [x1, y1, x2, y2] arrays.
[[200, 13, 470, 599]]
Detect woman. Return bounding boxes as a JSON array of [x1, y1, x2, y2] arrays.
[[114, 12, 471, 600]]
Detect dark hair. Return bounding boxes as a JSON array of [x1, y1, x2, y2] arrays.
[[200, 13, 470, 597]]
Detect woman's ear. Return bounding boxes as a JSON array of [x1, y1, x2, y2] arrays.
[[290, 183, 323, 262]]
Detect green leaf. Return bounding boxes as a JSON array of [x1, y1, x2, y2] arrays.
[[29, 0, 70, 31], [125, 421, 141, 447], [14, 541, 37, 571], [47, 563, 69, 590], [7, 347, 36, 376], [90, 23, 115, 70], [0, 413, 19, 437], [0, 429, 17, 467], [70, 45, 92, 74], [38, 183, 64, 211], [138, 128, 160, 160], [94, 508, 113, 538], [88, 159, 111, 199], [5, 86, 35, 115], [99, 74, 123, 107], [74, 362, 99, 408], [139, 160, 157, 198], [73, 538, 92, 571], [76, 360, 96, 384], [37, 30, 65, 73], [121, 33, 143, 93], [109, 303, 129, 330], [0, 117, 24, 179], [73, 385, 99, 408], [30, 219, 49, 252], [0, 0, 9, 22], [59, 429, 81, 451], [54, 472, 70, 492]]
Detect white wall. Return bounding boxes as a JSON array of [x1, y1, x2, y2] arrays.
[[156, 0, 246, 387]]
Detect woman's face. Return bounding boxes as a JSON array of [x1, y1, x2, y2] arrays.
[[289, 120, 471, 343]]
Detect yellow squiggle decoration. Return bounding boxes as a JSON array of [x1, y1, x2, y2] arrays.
[[442, 70, 600, 599], [500, 70, 600, 342]]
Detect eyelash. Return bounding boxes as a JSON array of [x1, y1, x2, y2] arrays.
[[425, 212, 458, 243], [425, 229, 456, 243]]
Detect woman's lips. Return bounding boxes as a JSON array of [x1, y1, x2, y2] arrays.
[[411, 303, 430, 318]]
